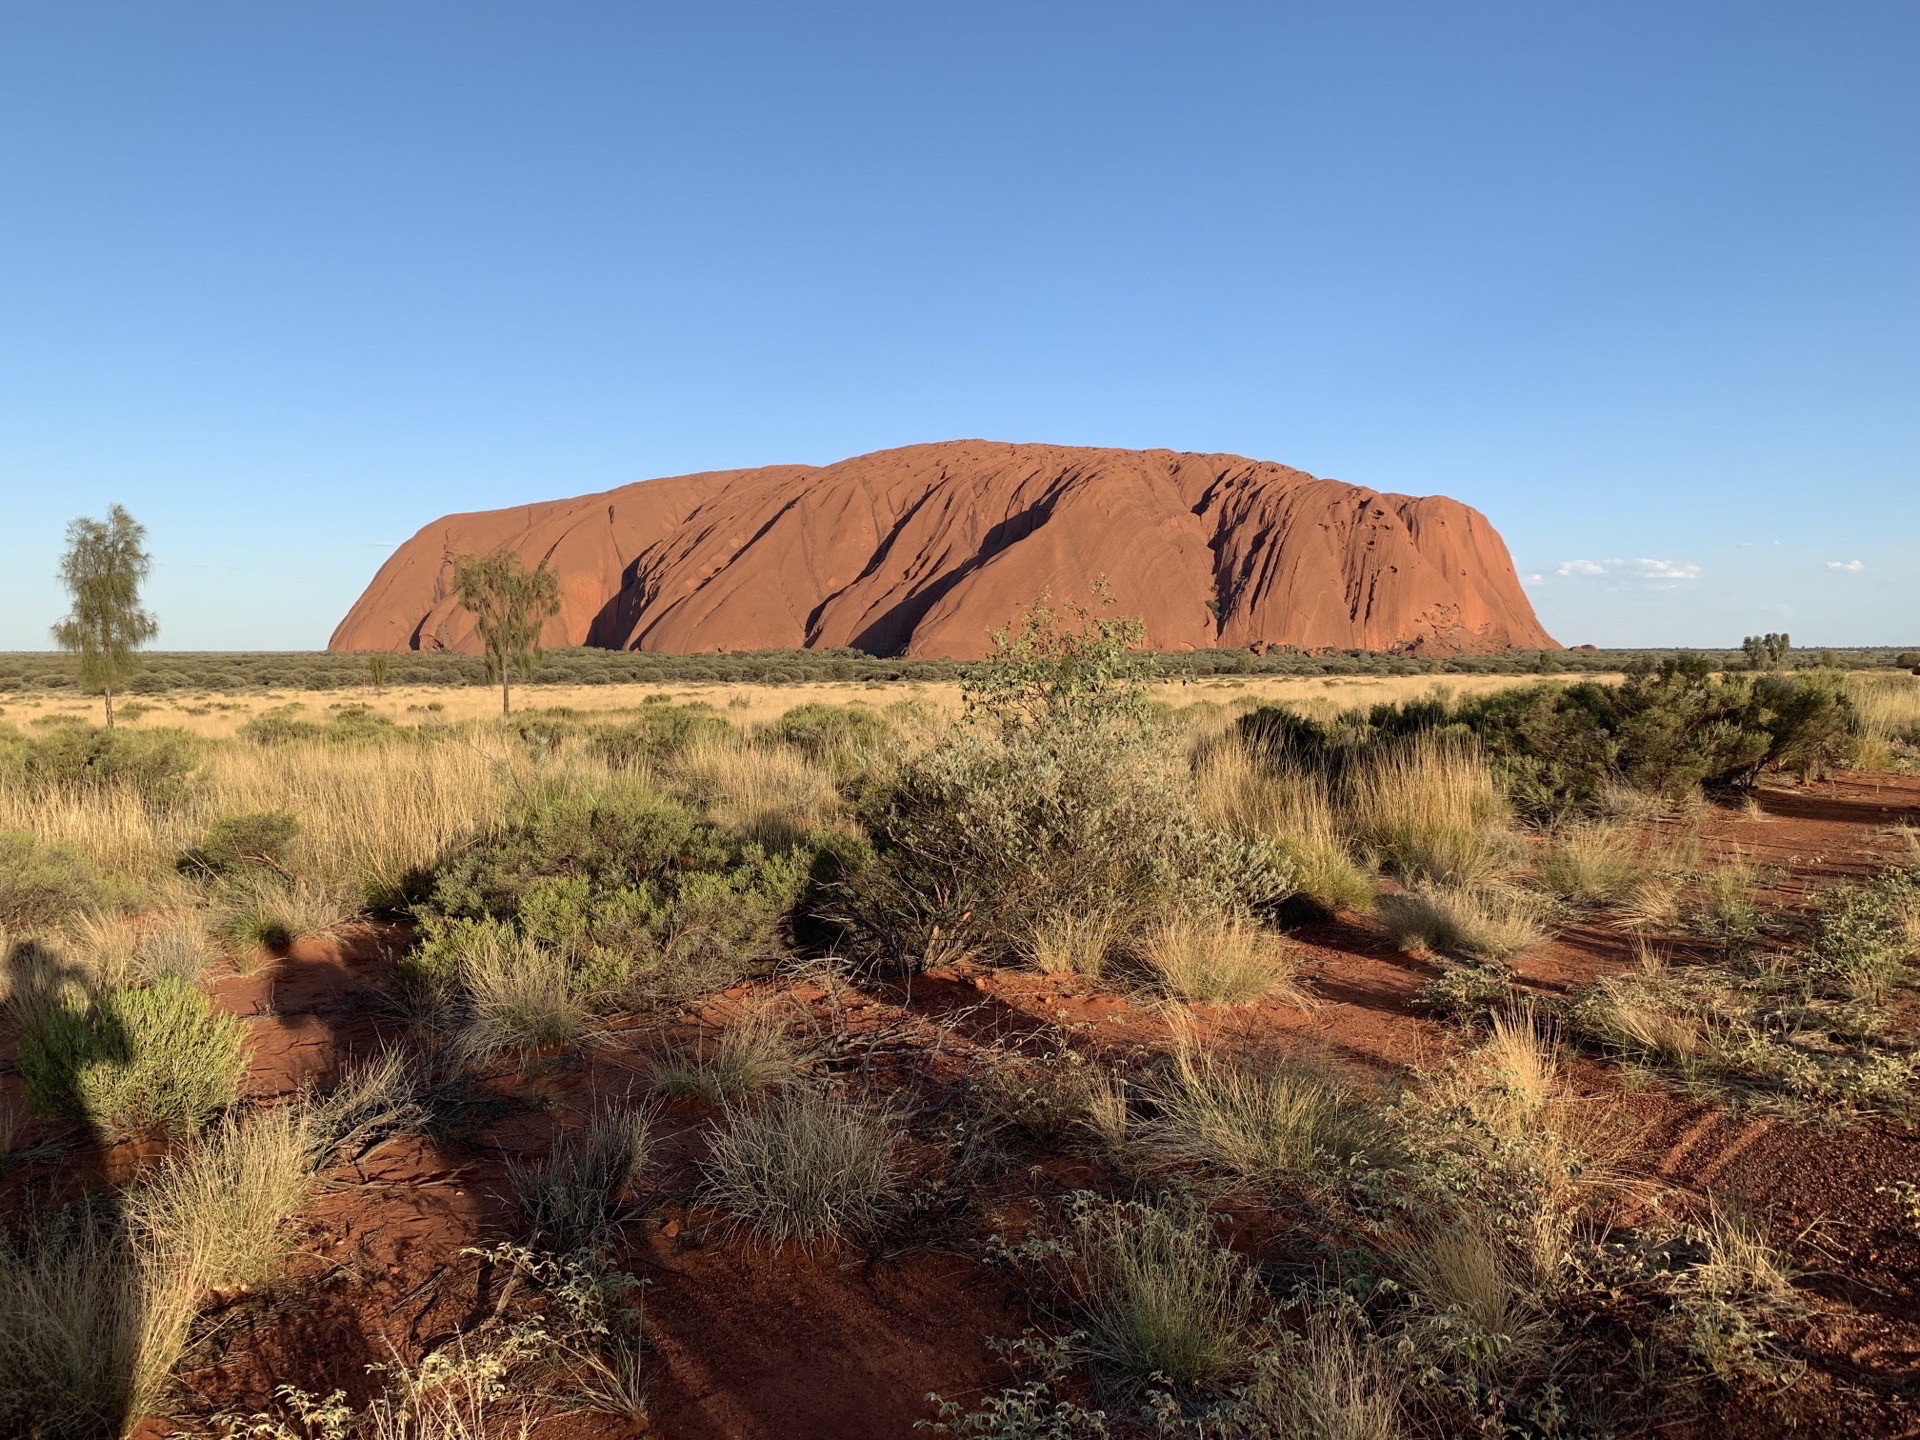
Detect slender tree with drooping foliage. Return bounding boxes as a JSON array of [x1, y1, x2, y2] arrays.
[[450, 548, 563, 717], [51, 505, 158, 729]]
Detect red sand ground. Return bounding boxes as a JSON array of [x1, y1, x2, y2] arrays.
[[5, 773, 1920, 1437]]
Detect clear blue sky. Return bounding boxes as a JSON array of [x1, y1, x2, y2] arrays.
[[2, 2, 1914, 650]]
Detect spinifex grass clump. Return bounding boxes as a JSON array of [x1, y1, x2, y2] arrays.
[[1190, 738, 1374, 919], [0, 1205, 197, 1440], [1346, 735, 1514, 888], [1136, 911, 1306, 1006], [700, 1088, 899, 1247], [130, 1105, 321, 1292], [1052, 1193, 1258, 1389], [1148, 1045, 1400, 1195], [512, 1105, 656, 1251]]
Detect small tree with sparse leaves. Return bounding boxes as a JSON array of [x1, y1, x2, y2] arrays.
[[964, 578, 1151, 736], [51, 505, 158, 729], [451, 548, 562, 717], [365, 653, 391, 691]]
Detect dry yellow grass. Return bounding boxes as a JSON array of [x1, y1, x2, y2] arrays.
[[1024, 910, 1119, 976], [0, 735, 517, 900], [1191, 739, 1376, 915], [1347, 735, 1513, 887], [0, 671, 1619, 740], [1137, 911, 1307, 1006], [673, 735, 844, 844]]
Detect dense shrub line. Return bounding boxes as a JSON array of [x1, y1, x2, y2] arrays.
[[4, 644, 1917, 698]]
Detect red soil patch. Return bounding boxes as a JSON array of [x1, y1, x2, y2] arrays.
[[7, 773, 1920, 1436]]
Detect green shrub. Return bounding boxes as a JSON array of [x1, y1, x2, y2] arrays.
[[587, 704, 733, 768], [1240, 660, 1858, 821], [1805, 869, 1920, 1003], [179, 810, 301, 879], [843, 725, 1291, 969], [0, 725, 199, 808], [0, 834, 103, 931], [418, 782, 810, 1004], [236, 705, 322, 745], [17, 976, 248, 1140], [762, 702, 892, 773]]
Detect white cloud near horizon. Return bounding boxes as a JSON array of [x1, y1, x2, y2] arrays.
[[1551, 557, 1702, 581], [1827, 559, 1866, 572]]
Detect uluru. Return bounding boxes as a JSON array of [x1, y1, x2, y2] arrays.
[[329, 441, 1557, 658]]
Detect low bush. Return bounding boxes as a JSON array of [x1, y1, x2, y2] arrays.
[[16, 975, 249, 1140], [843, 725, 1292, 969], [1239, 659, 1858, 822], [0, 724, 199, 809], [700, 1088, 899, 1247], [0, 833, 104, 931], [1804, 868, 1920, 1003], [179, 810, 300, 879], [416, 781, 811, 1005], [1566, 953, 1919, 1115], [587, 704, 734, 769]]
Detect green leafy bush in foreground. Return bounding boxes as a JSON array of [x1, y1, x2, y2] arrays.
[[16, 976, 248, 1140], [410, 780, 813, 1007]]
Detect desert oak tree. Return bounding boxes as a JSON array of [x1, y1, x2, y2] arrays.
[[51, 505, 158, 729], [451, 548, 563, 717]]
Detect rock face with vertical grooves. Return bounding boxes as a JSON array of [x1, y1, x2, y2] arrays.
[[329, 441, 1556, 658]]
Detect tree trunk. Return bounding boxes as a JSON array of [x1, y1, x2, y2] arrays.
[[501, 674, 511, 718], [104, 686, 115, 730]]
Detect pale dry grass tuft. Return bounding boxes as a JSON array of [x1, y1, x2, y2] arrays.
[[0, 1211, 198, 1437], [1070, 1195, 1257, 1387], [132, 1105, 320, 1292], [0, 736, 514, 903], [700, 1088, 899, 1248], [654, 1007, 807, 1102], [1347, 736, 1513, 888], [1192, 740, 1374, 915], [1137, 911, 1307, 1006], [1023, 909, 1118, 977], [456, 928, 586, 1061], [675, 735, 842, 845], [1151, 1043, 1397, 1193], [1377, 883, 1545, 961]]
